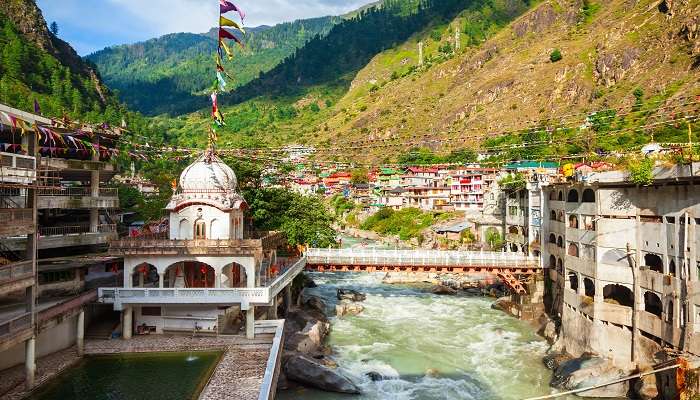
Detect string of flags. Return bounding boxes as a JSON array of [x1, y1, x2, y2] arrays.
[[211, 0, 247, 131]]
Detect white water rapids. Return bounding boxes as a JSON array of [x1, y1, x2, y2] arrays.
[[278, 271, 580, 400]]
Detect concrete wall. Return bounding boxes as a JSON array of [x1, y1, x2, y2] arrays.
[[135, 305, 221, 334], [0, 314, 79, 370]]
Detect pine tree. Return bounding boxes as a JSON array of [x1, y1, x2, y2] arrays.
[[50, 22, 59, 36]]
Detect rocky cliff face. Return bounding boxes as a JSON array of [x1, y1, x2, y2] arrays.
[[0, 0, 107, 103], [312, 0, 700, 161]]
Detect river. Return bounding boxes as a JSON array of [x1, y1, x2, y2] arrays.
[[278, 271, 578, 400]]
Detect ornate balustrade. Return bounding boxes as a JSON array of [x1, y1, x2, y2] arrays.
[[98, 258, 306, 309], [305, 248, 540, 269], [110, 231, 286, 256]]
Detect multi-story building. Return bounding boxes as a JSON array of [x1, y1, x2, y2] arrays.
[[448, 168, 499, 211], [544, 162, 700, 369], [403, 186, 452, 211], [0, 104, 122, 391], [99, 151, 302, 339]]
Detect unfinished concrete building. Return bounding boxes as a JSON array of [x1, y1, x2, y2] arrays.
[[544, 163, 700, 371]]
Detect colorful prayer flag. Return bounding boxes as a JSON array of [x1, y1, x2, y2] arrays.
[[219, 28, 243, 47], [216, 71, 227, 91], [220, 16, 245, 33], [219, 39, 234, 60], [220, 0, 245, 20]]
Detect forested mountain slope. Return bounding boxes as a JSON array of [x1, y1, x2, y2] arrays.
[[0, 0, 122, 121], [88, 17, 339, 116]]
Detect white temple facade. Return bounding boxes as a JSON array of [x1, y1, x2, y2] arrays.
[[99, 151, 302, 338]]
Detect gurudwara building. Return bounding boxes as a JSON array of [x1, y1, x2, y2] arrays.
[[99, 150, 304, 339]]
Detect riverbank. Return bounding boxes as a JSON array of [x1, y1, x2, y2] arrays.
[[278, 272, 568, 400]]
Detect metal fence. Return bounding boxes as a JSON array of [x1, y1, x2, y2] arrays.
[[39, 224, 116, 237], [306, 248, 540, 268], [0, 260, 33, 284]]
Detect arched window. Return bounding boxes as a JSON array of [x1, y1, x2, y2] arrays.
[[557, 211, 564, 222], [194, 220, 206, 239], [669, 259, 676, 277], [603, 284, 634, 307], [549, 191, 557, 201], [557, 191, 563, 201], [568, 272, 579, 291], [582, 189, 595, 203], [557, 258, 563, 273], [569, 215, 579, 229], [550, 210, 557, 221], [644, 291, 662, 318], [567, 189, 579, 203], [584, 278, 595, 297], [568, 243, 580, 257], [549, 234, 556, 244], [557, 236, 564, 248], [667, 300, 674, 323], [644, 254, 663, 274]]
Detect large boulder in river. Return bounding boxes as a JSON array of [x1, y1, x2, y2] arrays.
[[336, 301, 364, 317], [285, 355, 361, 394], [284, 308, 330, 354], [432, 285, 458, 295], [551, 356, 631, 398], [337, 289, 366, 302], [303, 294, 328, 314]]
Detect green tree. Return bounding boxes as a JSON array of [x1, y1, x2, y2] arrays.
[[50, 21, 59, 36], [350, 168, 369, 184], [550, 49, 563, 62], [486, 228, 504, 250]]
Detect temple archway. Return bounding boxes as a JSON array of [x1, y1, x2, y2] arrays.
[[163, 261, 215, 288], [132, 263, 158, 288], [222, 262, 248, 288], [644, 291, 662, 318], [603, 284, 634, 307]]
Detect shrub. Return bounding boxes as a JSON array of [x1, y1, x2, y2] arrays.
[[550, 49, 563, 63], [628, 158, 655, 186]]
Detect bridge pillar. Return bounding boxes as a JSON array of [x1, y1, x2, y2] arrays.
[[122, 306, 133, 340], [284, 286, 292, 316], [76, 309, 85, 356], [270, 296, 278, 319], [246, 306, 255, 339], [25, 337, 36, 390]]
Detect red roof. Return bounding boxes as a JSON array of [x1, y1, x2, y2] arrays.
[[407, 167, 438, 174]]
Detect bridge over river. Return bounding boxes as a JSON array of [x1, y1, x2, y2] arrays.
[[304, 248, 542, 294]]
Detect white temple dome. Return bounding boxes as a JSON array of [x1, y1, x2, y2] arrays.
[[179, 153, 237, 192]]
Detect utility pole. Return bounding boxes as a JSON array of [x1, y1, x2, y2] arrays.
[[418, 41, 424, 67], [626, 241, 639, 365]]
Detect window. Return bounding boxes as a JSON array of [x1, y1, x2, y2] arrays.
[[39, 270, 75, 284], [644, 254, 663, 274], [582, 189, 595, 203], [569, 215, 579, 229], [644, 292, 662, 318], [568, 243, 580, 257], [567, 189, 579, 203], [194, 220, 206, 239], [141, 307, 162, 316]]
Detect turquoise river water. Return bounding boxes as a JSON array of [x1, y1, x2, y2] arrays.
[[27, 351, 221, 400], [278, 271, 579, 400]]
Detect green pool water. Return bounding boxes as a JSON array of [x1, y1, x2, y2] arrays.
[[28, 351, 221, 400]]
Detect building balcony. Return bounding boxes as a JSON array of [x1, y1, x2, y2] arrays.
[[4, 224, 117, 251], [549, 200, 564, 210], [548, 221, 565, 233], [109, 231, 286, 257], [564, 288, 632, 326], [0, 152, 36, 185], [0, 312, 33, 351], [99, 257, 306, 310], [35, 187, 119, 209], [637, 310, 681, 346], [565, 227, 596, 245], [43, 158, 117, 181], [0, 261, 34, 295], [564, 255, 596, 277], [506, 215, 526, 227], [0, 208, 34, 237], [565, 202, 596, 216], [506, 233, 527, 245]]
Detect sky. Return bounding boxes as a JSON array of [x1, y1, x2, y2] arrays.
[[36, 0, 374, 56]]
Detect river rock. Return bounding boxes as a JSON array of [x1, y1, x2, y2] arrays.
[[337, 289, 366, 302], [551, 356, 631, 398], [285, 355, 361, 394], [366, 371, 385, 381], [543, 351, 573, 371], [537, 314, 558, 344], [284, 309, 330, 354], [336, 301, 364, 318], [432, 285, 458, 295], [304, 295, 328, 314], [634, 368, 658, 400], [425, 368, 440, 378]]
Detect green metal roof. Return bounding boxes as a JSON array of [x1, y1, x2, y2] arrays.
[[505, 161, 560, 169]]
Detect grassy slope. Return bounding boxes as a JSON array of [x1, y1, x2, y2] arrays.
[[314, 0, 700, 161], [164, 0, 700, 160]]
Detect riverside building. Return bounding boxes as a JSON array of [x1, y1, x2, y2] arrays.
[[543, 162, 700, 368], [0, 103, 121, 389], [99, 150, 303, 339]]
